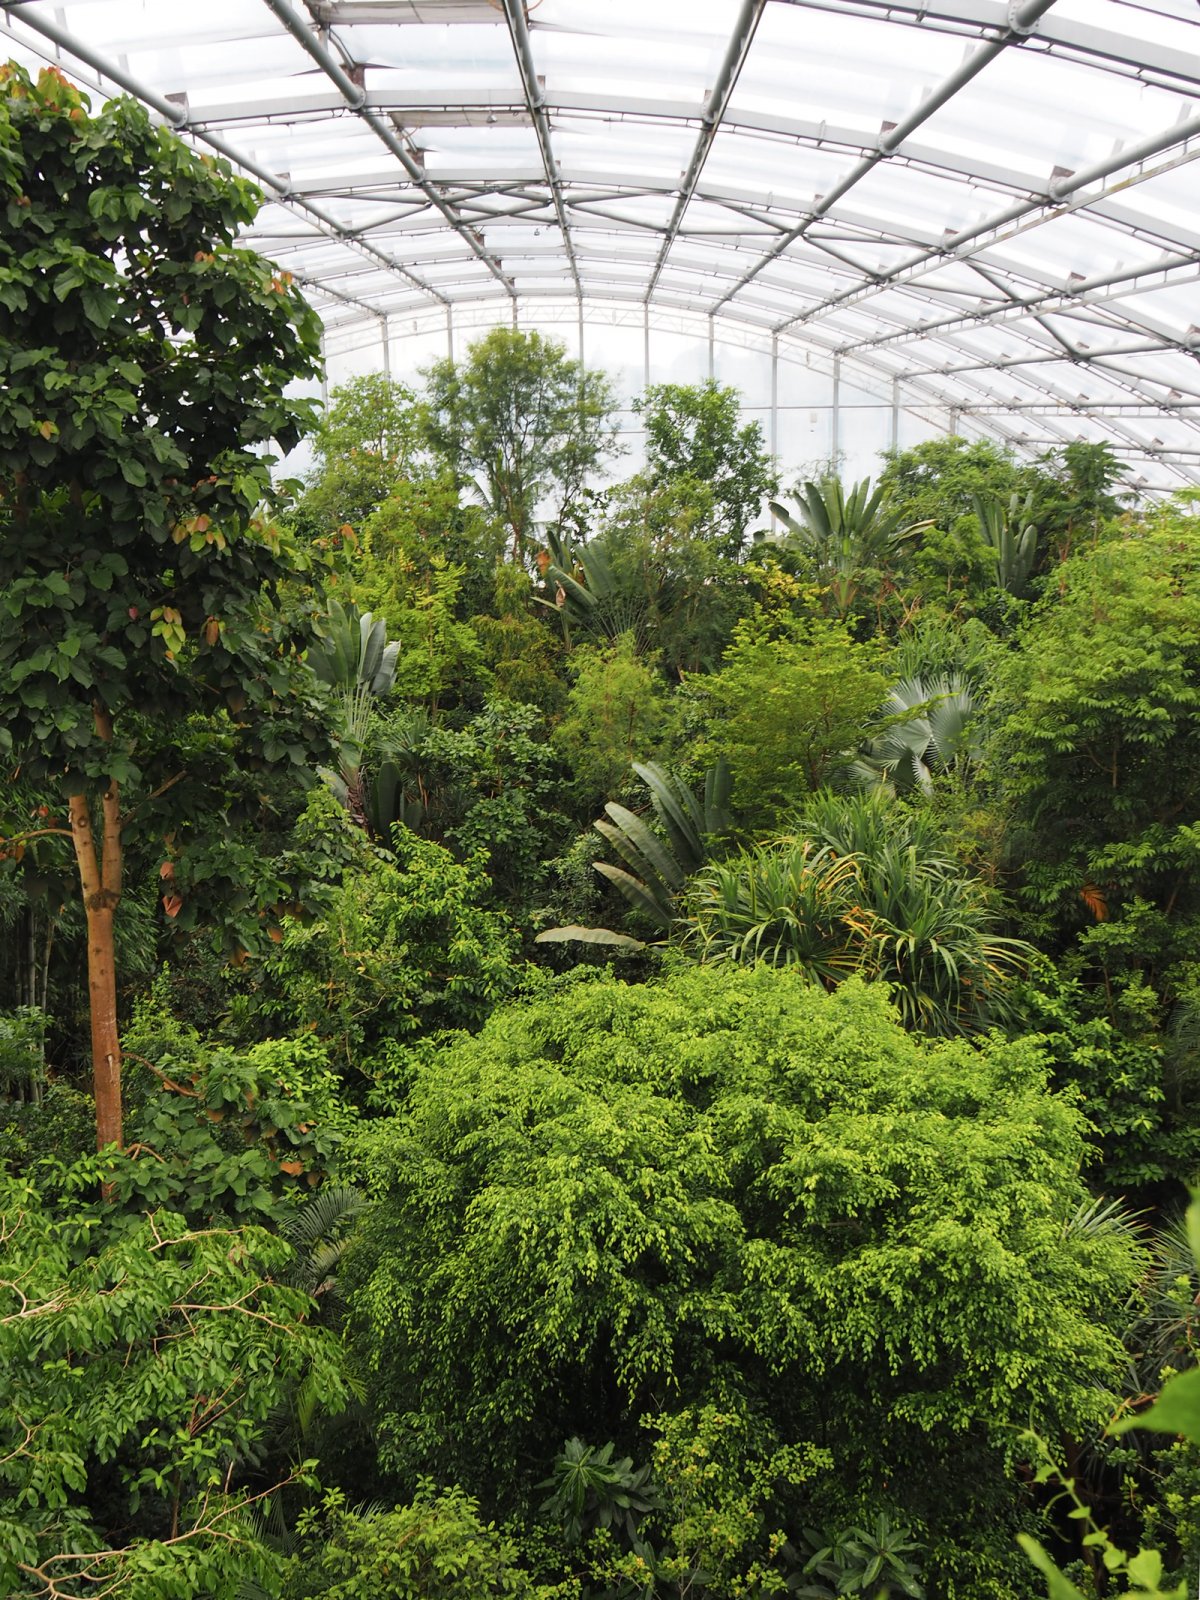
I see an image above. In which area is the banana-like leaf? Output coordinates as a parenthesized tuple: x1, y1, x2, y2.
(593, 817, 665, 895)
(535, 924, 647, 949)
(594, 861, 674, 926)
(599, 803, 687, 892)
(634, 761, 702, 865)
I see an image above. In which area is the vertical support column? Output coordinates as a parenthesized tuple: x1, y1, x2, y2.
(577, 296, 584, 366)
(831, 354, 841, 467)
(707, 315, 715, 381)
(643, 301, 650, 393)
(890, 376, 900, 451)
(512, 297, 519, 330)
(380, 315, 391, 377)
(446, 304, 454, 362)
(319, 330, 328, 409)
(948, 404, 960, 436)
(770, 333, 779, 458)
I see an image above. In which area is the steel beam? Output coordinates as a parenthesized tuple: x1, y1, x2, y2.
(708, 0, 1059, 315)
(499, 0, 582, 300)
(644, 0, 766, 303)
(260, 0, 515, 297)
(0, 1, 452, 312)
(773, 111, 1200, 341)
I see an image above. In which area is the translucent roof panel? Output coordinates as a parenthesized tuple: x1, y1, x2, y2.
(3, 0, 1199, 477)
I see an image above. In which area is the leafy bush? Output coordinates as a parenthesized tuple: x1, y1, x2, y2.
(252, 827, 522, 1083)
(684, 791, 1033, 1035)
(0, 1171, 349, 1600)
(281, 1485, 548, 1599)
(345, 965, 1139, 1591)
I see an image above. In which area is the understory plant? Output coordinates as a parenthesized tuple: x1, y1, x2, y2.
(684, 791, 1032, 1035)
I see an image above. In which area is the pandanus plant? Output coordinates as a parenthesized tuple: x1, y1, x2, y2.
(769, 477, 932, 616)
(683, 791, 1033, 1036)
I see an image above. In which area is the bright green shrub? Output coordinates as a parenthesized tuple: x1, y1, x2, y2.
(0, 1172, 348, 1600)
(346, 966, 1140, 1594)
(281, 1486, 551, 1599)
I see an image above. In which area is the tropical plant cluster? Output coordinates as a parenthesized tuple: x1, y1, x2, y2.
(4, 60, 1200, 1600)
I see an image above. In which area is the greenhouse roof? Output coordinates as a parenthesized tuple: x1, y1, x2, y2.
(4, 0, 1200, 480)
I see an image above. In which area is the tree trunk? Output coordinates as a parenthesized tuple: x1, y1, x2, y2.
(68, 775, 123, 1152)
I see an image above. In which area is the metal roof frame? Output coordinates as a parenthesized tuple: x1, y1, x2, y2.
(3, 0, 1200, 474)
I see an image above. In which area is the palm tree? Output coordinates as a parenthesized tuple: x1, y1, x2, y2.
(770, 477, 932, 617)
(849, 674, 981, 796)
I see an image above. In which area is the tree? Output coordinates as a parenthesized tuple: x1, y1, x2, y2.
(994, 508, 1200, 993)
(769, 477, 931, 620)
(702, 614, 889, 825)
(0, 65, 332, 1152)
(293, 372, 423, 539)
(635, 379, 778, 558)
(551, 633, 679, 810)
(421, 328, 620, 564)
(251, 827, 522, 1086)
(0, 1170, 349, 1600)
(344, 966, 1140, 1595)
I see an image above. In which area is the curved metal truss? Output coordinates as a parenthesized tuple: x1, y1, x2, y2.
(4, 0, 1200, 482)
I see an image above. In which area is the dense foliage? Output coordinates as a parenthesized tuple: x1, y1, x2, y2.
(4, 56, 1200, 1600)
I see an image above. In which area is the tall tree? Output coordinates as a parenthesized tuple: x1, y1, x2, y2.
(0, 64, 331, 1152)
(635, 378, 778, 558)
(421, 327, 620, 564)
(293, 371, 423, 539)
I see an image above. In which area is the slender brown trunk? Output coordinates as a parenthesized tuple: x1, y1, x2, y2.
(68, 720, 124, 1152)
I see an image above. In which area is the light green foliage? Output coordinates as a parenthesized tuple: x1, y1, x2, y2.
(552, 634, 679, 810)
(702, 614, 889, 825)
(352, 470, 503, 627)
(294, 373, 423, 540)
(421, 328, 620, 563)
(281, 1486, 548, 1599)
(473, 562, 569, 709)
(995, 508, 1200, 1002)
(350, 476, 495, 712)
(387, 557, 488, 711)
(0, 1171, 348, 1600)
(346, 965, 1138, 1584)
(641, 1404, 830, 1599)
(635, 379, 779, 559)
(257, 828, 521, 1081)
